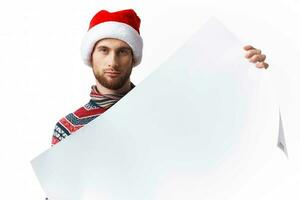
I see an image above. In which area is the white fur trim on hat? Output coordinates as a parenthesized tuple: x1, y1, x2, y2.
(80, 21, 143, 67)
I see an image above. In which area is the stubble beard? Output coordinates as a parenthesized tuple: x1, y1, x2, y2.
(93, 67, 132, 90)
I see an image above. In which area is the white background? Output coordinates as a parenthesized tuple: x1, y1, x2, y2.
(0, 0, 299, 199)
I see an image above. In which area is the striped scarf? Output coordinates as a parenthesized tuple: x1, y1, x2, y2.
(90, 85, 125, 109)
(51, 84, 134, 145)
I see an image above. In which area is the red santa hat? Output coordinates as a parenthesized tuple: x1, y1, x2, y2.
(81, 9, 143, 67)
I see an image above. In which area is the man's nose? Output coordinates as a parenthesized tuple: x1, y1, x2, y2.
(107, 52, 118, 68)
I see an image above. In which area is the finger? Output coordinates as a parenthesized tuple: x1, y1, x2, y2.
(256, 62, 269, 69)
(245, 49, 262, 58)
(259, 54, 266, 62)
(243, 45, 255, 51)
(250, 54, 266, 63)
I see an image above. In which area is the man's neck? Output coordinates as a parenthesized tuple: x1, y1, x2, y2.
(95, 80, 132, 95)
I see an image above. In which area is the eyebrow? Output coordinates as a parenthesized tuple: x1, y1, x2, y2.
(96, 45, 131, 51)
(119, 47, 132, 51)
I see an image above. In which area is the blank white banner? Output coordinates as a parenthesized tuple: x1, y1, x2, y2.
(31, 18, 285, 200)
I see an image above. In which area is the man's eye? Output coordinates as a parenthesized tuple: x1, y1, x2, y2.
(99, 48, 108, 53)
(119, 49, 129, 55)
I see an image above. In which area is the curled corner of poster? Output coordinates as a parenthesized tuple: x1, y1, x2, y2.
(277, 110, 288, 158)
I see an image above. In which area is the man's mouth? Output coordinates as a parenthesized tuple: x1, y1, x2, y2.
(105, 71, 121, 78)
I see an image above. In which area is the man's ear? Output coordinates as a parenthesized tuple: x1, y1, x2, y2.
(90, 51, 94, 67)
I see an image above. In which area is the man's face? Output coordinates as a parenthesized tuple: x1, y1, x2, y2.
(91, 38, 134, 90)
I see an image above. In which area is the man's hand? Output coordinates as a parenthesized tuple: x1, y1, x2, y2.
(244, 45, 269, 69)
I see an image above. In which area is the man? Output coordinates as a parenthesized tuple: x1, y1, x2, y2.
(51, 9, 269, 146)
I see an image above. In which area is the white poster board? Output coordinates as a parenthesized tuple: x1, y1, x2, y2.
(31, 18, 284, 200)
